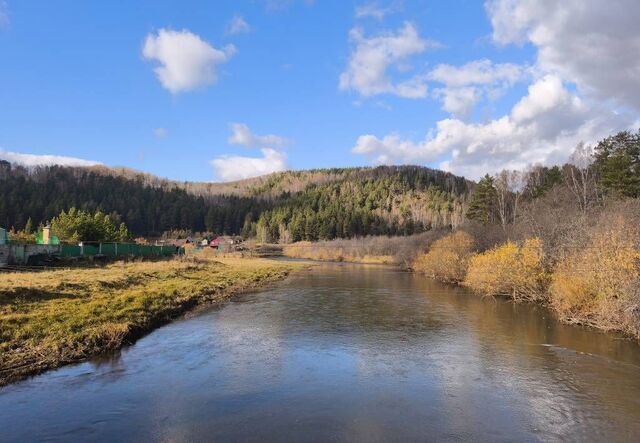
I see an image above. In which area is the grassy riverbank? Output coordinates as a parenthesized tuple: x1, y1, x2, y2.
(0, 257, 300, 386)
(282, 232, 446, 266)
(412, 205, 640, 340)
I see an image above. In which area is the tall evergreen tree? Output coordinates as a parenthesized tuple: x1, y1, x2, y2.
(594, 130, 640, 198)
(466, 174, 497, 224)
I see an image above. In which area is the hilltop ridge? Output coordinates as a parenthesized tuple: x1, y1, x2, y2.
(0, 161, 472, 239)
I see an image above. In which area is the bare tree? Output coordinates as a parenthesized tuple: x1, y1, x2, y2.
(494, 170, 510, 232)
(565, 142, 595, 214)
(508, 170, 526, 223)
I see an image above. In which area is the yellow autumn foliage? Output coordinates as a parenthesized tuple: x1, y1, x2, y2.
(412, 231, 475, 283)
(549, 221, 640, 336)
(464, 238, 549, 301)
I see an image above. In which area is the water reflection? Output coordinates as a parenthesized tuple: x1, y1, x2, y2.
(1, 262, 639, 442)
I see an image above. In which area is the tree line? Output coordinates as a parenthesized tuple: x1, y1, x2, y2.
(0, 162, 470, 240)
(464, 129, 640, 230)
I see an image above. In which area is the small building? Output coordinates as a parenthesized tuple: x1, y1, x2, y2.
(35, 226, 60, 245)
(209, 236, 242, 250)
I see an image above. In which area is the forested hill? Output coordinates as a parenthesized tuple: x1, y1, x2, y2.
(0, 161, 472, 240)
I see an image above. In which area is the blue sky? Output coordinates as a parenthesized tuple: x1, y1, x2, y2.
(0, 1, 637, 181)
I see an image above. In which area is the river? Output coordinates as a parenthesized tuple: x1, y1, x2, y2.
(1, 262, 640, 442)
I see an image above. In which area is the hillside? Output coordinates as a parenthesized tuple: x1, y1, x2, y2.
(0, 161, 472, 240)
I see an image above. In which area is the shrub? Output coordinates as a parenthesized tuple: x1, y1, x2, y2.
(549, 217, 640, 336)
(464, 238, 549, 301)
(412, 231, 475, 283)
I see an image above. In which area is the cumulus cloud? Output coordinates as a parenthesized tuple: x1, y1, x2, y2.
(486, 0, 640, 110)
(428, 59, 526, 116)
(142, 28, 236, 94)
(210, 148, 288, 181)
(339, 22, 440, 98)
(352, 1, 638, 178)
(226, 15, 251, 35)
(432, 87, 480, 117)
(0, 149, 101, 167)
(352, 75, 632, 179)
(228, 123, 289, 148)
(355, 2, 402, 20)
(428, 59, 524, 88)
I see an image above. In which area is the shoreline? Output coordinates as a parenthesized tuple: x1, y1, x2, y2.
(0, 257, 302, 387)
(285, 250, 640, 341)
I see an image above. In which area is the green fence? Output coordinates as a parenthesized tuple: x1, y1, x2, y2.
(60, 242, 183, 258)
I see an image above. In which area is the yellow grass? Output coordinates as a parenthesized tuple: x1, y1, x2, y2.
(412, 231, 475, 283)
(549, 220, 640, 337)
(463, 238, 549, 302)
(283, 241, 395, 264)
(0, 257, 300, 385)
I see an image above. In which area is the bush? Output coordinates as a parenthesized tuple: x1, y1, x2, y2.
(549, 216, 640, 336)
(412, 231, 475, 283)
(464, 238, 549, 301)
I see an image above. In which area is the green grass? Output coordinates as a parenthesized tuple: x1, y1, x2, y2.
(0, 257, 300, 385)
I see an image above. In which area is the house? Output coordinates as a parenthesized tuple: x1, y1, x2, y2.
(209, 236, 243, 250)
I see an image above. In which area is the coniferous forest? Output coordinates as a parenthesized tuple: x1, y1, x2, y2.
(0, 161, 470, 240)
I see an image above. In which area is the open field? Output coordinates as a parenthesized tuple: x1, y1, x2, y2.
(0, 257, 301, 385)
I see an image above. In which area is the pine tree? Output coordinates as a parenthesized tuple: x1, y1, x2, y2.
(466, 174, 496, 224)
(594, 130, 640, 198)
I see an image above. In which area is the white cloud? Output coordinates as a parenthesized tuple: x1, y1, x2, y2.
(210, 148, 288, 181)
(352, 75, 632, 179)
(486, 0, 640, 110)
(0, 1, 9, 29)
(339, 22, 440, 98)
(428, 59, 526, 116)
(433, 87, 480, 117)
(153, 127, 168, 138)
(355, 2, 402, 20)
(428, 59, 524, 88)
(228, 123, 289, 148)
(226, 15, 251, 35)
(351, 2, 639, 178)
(142, 28, 236, 94)
(0, 149, 101, 167)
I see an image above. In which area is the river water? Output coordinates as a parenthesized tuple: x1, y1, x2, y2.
(1, 262, 640, 442)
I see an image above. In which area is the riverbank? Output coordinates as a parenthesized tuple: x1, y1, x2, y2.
(0, 257, 301, 386)
(282, 233, 445, 266)
(286, 220, 640, 341)
(283, 242, 394, 265)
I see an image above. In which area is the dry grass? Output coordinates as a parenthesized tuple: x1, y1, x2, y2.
(283, 241, 394, 264)
(463, 238, 549, 302)
(412, 231, 475, 283)
(549, 216, 640, 337)
(282, 231, 447, 266)
(0, 257, 299, 385)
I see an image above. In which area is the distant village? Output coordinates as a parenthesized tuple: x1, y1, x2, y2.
(0, 225, 247, 268)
